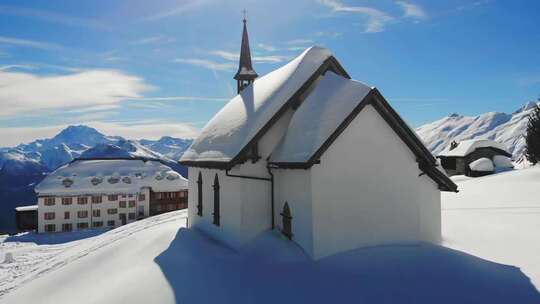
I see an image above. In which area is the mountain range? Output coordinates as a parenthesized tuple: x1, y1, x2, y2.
(1, 101, 537, 233)
(416, 102, 537, 166)
(0, 125, 192, 233)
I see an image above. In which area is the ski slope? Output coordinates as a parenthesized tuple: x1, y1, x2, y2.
(1, 168, 540, 303)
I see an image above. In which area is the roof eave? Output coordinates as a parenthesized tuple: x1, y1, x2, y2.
(178, 160, 233, 170)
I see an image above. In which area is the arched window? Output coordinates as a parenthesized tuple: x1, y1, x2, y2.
(212, 173, 220, 226)
(281, 202, 293, 240)
(197, 172, 203, 216)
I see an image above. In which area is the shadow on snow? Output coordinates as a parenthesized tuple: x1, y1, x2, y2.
(155, 228, 540, 304)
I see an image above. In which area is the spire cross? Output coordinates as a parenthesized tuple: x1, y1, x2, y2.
(242, 9, 247, 22)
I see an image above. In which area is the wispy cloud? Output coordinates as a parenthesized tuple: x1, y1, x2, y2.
(209, 50, 238, 61)
(0, 36, 63, 50)
(287, 46, 309, 51)
(315, 31, 343, 38)
(143, 0, 211, 21)
(173, 58, 235, 71)
(0, 64, 36, 71)
(257, 43, 277, 52)
(0, 5, 109, 30)
(130, 35, 176, 45)
(136, 96, 229, 102)
(209, 50, 290, 64)
(456, 0, 491, 11)
(317, 0, 394, 33)
(286, 39, 314, 45)
(396, 1, 427, 21)
(0, 69, 151, 116)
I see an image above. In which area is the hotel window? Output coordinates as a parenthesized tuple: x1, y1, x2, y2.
(93, 209, 101, 217)
(61, 197, 72, 205)
(44, 212, 55, 220)
(138, 206, 144, 217)
(128, 200, 136, 208)
(44, 197, 55, 206)
(93, 221, 103, 228)
(62, 223, 72, 232)
(107, 208, 118, 215)
(119, 201, 126, 208)
(128, 194, 134, 198)
(107, 220, 115, 226)
(77, 210, 88, 218)
(138, 194, 146, 201)
(77, 197, 88, 205)
(128, 213, 136, 220)
(64, 211, 70, 219)
(121, 194, 127, 198)
(44, 224, 56, 232)
(91, 196, 102, 204)
(108, 195, 118, 201)
(77, 222, 89, 229)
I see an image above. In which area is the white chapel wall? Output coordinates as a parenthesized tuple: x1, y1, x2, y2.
(310, 104, 441, 259)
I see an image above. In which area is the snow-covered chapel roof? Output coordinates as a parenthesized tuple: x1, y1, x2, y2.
(180, 46, 346, 164)
(269, 71, 372, 163)
(180, 46, 457, 192)
(438, 139, 511, 157)
(35, 158, 188, 196)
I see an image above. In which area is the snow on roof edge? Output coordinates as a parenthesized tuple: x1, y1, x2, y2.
(15, 205, 38, 211)
(180, 46, 336, 163)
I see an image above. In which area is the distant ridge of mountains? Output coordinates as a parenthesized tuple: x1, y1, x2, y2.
(416, 102, 538, 166)
(0, 125, 192, 233)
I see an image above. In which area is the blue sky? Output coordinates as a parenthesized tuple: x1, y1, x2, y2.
(0, 0, 539, 146)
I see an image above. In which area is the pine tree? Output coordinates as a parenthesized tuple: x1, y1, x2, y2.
(525, 97, 540, 165)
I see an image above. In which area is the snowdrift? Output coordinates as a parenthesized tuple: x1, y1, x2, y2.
(2, 166, 540, 303)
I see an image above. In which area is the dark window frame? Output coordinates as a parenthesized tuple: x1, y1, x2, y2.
(212, 173, 220, 226)
(197, 172, 203, 216)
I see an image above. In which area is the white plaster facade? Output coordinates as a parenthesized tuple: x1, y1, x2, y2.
(37, 189, 150, 233)
(35, 159, 188, 233)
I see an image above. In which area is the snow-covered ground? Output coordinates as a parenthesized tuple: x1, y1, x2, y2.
(442, 167, 540, 287)
(1, 168, 540, 303)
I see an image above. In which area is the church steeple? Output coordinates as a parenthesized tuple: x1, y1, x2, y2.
(234, 11, 258, 94)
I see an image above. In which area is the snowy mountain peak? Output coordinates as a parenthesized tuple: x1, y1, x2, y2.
(50, 125, 111, 147)
(448, 113, 461, 118)
(417, 103, 535, 167)
(513, 101, 538, 114)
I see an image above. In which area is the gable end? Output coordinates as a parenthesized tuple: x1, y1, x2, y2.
(270, 88, 458, 192)
(180, 56, 350, 169)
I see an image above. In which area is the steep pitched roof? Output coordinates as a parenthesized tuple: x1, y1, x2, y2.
(267, 73, 457, 192)
(180, 47, 349, 167)
(269, 72, 372, 163)
(438, 139, 511, 157)
(234, 18, 257, 80)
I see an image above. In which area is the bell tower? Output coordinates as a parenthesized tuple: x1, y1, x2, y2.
(234, 10, 258, 94)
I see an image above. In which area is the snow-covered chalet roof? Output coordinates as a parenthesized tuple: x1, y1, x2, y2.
(270, 71, 372, 163)
(35, 158, 188, 196)
(469, 157, 494, 172)
(180, 46, 337, 164)
(438, 139, 510, 157)
(15, 205, 38, 212)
